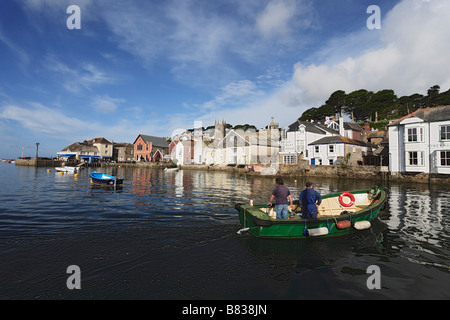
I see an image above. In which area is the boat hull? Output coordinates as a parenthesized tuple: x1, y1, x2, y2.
(89, 173, 124, 185)
(235, 187, 387, 239)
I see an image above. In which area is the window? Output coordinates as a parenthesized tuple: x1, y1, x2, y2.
(283, 155, 296, 165)
(137, 143, 143, 151)
(328, 145, 335, 154)
(407, 127, 423, 142)
(315, 146, 320, 153)
(329, 159, 334, 165)
(440, 126, 450, 141)
(407, 151, 424, 166)
(440, 151, 450, 166)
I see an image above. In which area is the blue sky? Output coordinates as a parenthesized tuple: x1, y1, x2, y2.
(1, 0, 449, 158)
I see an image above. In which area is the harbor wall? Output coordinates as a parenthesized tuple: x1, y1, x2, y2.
(15, 158, 63, 167)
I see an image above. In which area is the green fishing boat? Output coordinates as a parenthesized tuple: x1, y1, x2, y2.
(235, 187, 387, 239)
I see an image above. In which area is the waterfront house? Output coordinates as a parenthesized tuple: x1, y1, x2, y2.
(168, 140, 177, 160)
(133, 134, 169, 162)
(324, 116, 364, 140)
(88, 137, 113, 161)
(113, 143, 134, 162)
(175, 140, 194, 165)
(388, 105, 450, 175)
(58, 142, 100, 162)
(308, 136, 370, 166)
(213, 128, 280, 166)
(280, 120, 337, 165)
(57, 137, 113, 163)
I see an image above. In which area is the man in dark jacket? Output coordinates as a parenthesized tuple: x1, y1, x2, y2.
(299, 182, 322, 219)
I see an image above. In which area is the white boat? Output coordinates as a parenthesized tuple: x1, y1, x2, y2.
(164, 167, 179, 172)
(55, 166, 78, 173)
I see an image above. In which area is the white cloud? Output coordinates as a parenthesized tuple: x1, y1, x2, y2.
(292, 0, 450, 105)
(0, 104, 89, 137)
(45, 55, 117, 93)
(256, 0, 297, 39)
(91, 95, 125, 114)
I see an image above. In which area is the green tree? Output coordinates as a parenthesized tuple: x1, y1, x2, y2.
(298, 104, 334, 122)
(367, 89, 398, 120)
(326, 90, 347, 116)
(343, 89, 373, 122)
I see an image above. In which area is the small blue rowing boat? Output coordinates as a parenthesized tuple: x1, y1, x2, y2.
(89, 172, 124, 185)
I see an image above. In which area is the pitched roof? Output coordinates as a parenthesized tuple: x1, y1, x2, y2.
(61, 142, 98, 153)
(308, 136, 368, 147)
(287, 120, 337, 135)
(88, 137, 112, 144)
(134, 134, 169, 148)
(344, 122, 364, 132)
(388, 105, 450, 126)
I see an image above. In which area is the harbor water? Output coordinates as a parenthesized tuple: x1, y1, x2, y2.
(0, 164, 449, 300)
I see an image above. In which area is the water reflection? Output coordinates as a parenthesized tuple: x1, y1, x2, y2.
(1, 165, 449, 299)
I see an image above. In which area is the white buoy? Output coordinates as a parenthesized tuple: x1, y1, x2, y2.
(354, 220, 371, 230)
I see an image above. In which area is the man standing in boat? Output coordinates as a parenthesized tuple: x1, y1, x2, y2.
(299, 182, 322, 219)
(268, 177, 294, 219)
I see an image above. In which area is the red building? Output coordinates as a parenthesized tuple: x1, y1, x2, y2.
(133, 134, 169, 162)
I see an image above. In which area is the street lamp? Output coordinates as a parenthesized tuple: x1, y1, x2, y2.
(36, 143, 40, 158)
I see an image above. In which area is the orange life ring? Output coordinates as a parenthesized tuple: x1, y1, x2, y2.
(339, 192, 355, 207)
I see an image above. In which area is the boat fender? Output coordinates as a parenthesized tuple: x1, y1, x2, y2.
(339, 192, 355, 207)
(307, 227, 329, 237)
(337, 220, 351, 229)
(354, 220, 371, 230)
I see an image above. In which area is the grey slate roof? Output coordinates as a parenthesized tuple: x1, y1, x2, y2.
(388, 105, 450, 126)
(287, 120, 338, 135)
(308, 136, 368, 147)
(136, 134, 170, 148)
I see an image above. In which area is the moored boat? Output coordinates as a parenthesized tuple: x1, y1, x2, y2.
(164, 167, 179, 172)
(89, 172, 124, 185)
(235, 187, 387, 239)
(55, 166, 78, 173)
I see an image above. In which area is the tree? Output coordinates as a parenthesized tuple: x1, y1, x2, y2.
(367, 89, 398, 121)
(343, 89, 373, 122)
(326, 90, 347, 116)
(298, 104, 334, 122)
(299, 107, 318, 121)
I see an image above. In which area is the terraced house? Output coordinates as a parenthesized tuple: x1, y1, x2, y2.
(57, 137, 113, 162)
(133, 134, 170, 162)
(388, 105, 450, 175)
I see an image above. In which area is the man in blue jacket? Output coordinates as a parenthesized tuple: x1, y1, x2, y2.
(299, 182, 322, 219)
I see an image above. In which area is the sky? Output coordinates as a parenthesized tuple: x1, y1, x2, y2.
(1, 0, 450, 158)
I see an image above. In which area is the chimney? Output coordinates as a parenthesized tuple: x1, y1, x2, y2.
(339, 117, 344, 136)
(364, 122, 370, 133)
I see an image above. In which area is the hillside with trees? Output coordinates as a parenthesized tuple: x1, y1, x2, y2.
(299, 85, 450, 123)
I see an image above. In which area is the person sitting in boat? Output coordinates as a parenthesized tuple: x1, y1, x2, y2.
(299, 182, 322, 219)
(268, 177, 294, 219)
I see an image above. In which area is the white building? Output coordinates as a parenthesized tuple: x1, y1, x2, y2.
(308, 136, 369, 166)
(280, 120, 337, 164)
(388, 105, 450, 175)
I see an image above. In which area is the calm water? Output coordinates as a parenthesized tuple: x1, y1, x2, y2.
(0, 164, 449, 300)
